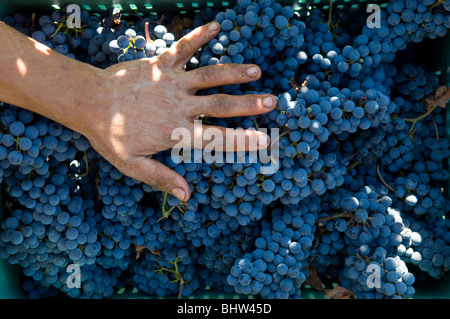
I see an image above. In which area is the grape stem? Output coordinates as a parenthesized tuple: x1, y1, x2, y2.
(50, 20, 65, 39)
(4, 200, 14, 216)
(159, 192, 174, 221)
(401, 104, 437, 135)
(376, 164, 395, 192)
(49, 17, 86, 39)
(429, 0, 445, 12)
(273, 129, 290, 145)
(158, 192, 187, 222)
(347, 161, 362, 171)
(253, 120, 260, 131)
(71, 151, 96, 180)
(265, 128, 290, 168)
(316, 212, 352, 224)
(327, 0, 333, 28)
(432, 119, 439, 141)
(155, 258, 185, 299)
(145, 22, 152, 43)
(31, 13, 36, 34)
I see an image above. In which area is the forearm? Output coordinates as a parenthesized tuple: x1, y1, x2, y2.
(0, 21, 102, 135)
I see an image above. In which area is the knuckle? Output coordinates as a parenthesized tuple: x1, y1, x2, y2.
(198, 67, 218, 84)
(213, 95, 231, 114)
(232, 64, 248, 79)
(234, 95, 252, 111)
(175, 39, 192, 56)
(130, 159, 168, 191)
(243, 94, 262, 112)
(152, 173, 177, 193)
(252, 95, 264, 109)
(149, 171, 166, 188)
(144, 178, 166, 193)
(156, 52, 172, 68)
(115, 157, 136, 176)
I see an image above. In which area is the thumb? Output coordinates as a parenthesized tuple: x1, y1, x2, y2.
(131, 156, 191, 202)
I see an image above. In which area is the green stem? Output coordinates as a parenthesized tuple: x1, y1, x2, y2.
(402, 104, 438, 135)
(156, 258, 185, 299)
(276, 129, 291, 142)
(317, 212, 352, 224)
(176, 203, 187, 213)
(50, 20, 65, 39)
(253, 120, 260, 131)
(429, 0, 445, 12)
(157, 192, 173, 222)
(31, 13, 36, 34)
(264, 128, 291, 168)
(347, 161, 362, 171)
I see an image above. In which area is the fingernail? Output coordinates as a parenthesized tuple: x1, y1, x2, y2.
(258, 135, 269, 147)
(172, 188, 186, 202)
(263, 96, 274, 108)
(247, 66, 259, 78)
(209, 22, 220, 32)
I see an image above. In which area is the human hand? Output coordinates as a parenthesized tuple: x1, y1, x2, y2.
(82, 22, 277, 202)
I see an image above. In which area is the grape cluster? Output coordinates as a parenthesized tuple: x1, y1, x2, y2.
(342, 255, 416, 299)
(399, 214, 450, 280)
(108, 23, 176, 62)
(1, 0, 450, 300)
(392, 62, 441, 101)
(226, 204, 316, 299)
(197, 0, 306, 93)
(6, 8, 179, 68)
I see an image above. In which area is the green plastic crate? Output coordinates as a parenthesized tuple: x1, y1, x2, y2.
(0, 0, 449, 299)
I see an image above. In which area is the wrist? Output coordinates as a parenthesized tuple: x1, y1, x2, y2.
(45, 63, 107, 139)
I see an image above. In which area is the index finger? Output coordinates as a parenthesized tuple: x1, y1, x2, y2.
(166, 21, 221, 69)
